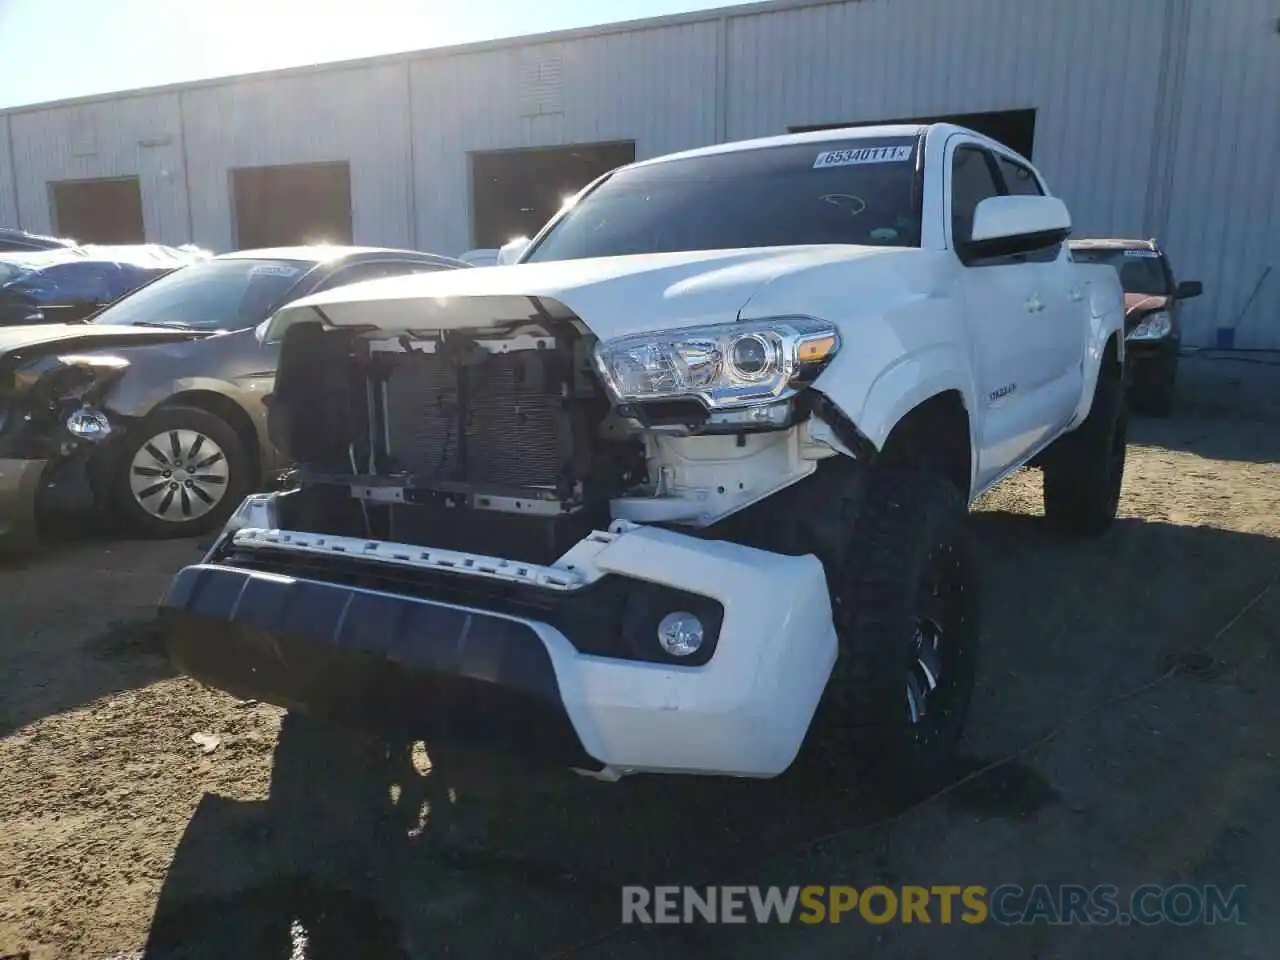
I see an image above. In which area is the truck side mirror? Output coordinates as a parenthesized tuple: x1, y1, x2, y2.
(959, 195, 1072, 265)
(1175, 280, 1203, 300)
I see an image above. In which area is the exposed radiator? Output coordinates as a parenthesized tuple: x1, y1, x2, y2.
(381, 347, 571, 490)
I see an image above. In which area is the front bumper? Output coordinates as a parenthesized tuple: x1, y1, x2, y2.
(1126, 335, 1178, 364)
(159, 522, 837, 779)
(0, 458, 45, 554)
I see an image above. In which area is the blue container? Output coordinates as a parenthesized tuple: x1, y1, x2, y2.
(1215, 327, 1236, 349)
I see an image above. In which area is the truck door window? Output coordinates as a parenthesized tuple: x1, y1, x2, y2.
(950, 146, 1002, 248)
(994, 153, 1059, 262)
(995, 156, 1044, 196)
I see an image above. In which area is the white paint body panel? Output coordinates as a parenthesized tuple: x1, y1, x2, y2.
(550, 524, 836, 778)
(970, 195, 1071, 244)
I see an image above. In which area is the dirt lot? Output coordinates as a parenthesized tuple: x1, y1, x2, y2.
(2, 353, 1278, 959)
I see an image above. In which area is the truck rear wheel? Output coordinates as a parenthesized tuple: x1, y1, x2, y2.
(1041, 373, 1127, 536)
(810, 470, 979, 789)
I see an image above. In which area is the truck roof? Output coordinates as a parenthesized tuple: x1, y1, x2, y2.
(628, 122, 1026, 169)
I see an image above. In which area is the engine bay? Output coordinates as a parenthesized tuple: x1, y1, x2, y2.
(266, 317, 646, 564)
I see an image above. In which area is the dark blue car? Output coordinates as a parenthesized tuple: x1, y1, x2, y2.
(0, 246, 204, 325)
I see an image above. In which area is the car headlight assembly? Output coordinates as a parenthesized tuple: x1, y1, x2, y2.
(1127, 311, 1173, 341)
(593, 317, 840, 432)
(66, 406, 113, 441)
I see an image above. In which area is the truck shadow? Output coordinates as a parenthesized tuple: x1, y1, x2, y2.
(140, 512, 1280, 959)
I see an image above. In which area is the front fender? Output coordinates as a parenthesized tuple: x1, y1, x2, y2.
(103, 374, 258, 420)
(1070, 265, 1126, 427)
(850, 343, 978, 455)
(800, 294, 978, 459)
(736, 247, 977, 463)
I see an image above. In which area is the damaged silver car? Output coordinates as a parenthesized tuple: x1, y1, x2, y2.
(0, 246, 467, 552)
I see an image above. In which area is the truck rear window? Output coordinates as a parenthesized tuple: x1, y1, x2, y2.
(524, 137, 923, 262)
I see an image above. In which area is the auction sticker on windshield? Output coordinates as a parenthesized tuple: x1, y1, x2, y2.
(249, 264, 302, 277)
(814, 145, 914, 168)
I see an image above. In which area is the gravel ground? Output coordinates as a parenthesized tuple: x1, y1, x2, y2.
(1, 353, 1277, 959)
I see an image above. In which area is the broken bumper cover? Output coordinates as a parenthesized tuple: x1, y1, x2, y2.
(0, 458, 46, 554)
(159, 523, 837, 779)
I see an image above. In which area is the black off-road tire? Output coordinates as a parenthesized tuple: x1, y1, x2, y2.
(807, 470, 980, 790)
(1041, 373, 1127, 536)
(113, 404, 252, 539)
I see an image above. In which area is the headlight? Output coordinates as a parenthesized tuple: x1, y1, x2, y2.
(592, 317, 840, 411)
(1127, 311, 1172, 341)
(66, 406, 113, 441)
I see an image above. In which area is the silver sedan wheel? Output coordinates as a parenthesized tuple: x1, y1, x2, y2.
(129, 429, 230, 522)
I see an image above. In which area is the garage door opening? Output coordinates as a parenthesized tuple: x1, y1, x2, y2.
(231, 161, 353, 250)
(50, 177, 145, 244)
(470, 141, 636, 249)
(791, 109, 1037, 159)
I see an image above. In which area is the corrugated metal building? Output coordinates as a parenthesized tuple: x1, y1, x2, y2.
(1, 0, 1277, 347)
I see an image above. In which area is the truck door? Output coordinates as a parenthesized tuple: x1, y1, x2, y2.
(947, 141, 1057, 490)
(990, 152, 1085, 429)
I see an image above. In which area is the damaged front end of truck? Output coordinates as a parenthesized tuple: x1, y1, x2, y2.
(160, 279, 850, 779)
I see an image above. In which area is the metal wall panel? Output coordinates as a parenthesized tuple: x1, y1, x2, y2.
(180, 64, 414, 252)
(1, 0, 1274, 348)
(0, 116, 17, 227)
(724, 0, 1170, 241)
(409, 20, 719, 254)
(7, 93, 190, 244)
(1161, 0, 1280, 349)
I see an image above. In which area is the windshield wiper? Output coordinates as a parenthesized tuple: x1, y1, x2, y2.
(122, 320, 196, 329)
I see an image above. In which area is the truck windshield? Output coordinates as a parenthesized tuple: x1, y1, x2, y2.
(524, 137, 923, 263)
(88, 258, 312, 330)
(1071, 248, 1171, 297)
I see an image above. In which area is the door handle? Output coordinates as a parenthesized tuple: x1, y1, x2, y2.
(1024, 296, 1045, 313)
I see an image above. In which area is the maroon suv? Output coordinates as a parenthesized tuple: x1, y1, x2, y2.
(1069, 238, 1202, 415)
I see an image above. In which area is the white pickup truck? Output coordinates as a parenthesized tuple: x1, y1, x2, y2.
(160, 123, 1126, 787)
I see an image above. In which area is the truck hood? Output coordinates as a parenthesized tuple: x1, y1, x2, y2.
(0, 323, 209, 364)
(264, 245, 914, 341)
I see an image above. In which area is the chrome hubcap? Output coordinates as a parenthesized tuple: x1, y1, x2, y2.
(129, 429, 229, 522)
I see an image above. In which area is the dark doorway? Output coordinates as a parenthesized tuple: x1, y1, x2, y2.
(232, 162, 353, 250)
(50, 177, 145, 244)
(791, 109, 1037, 159)
(470, 141, 636, 249)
